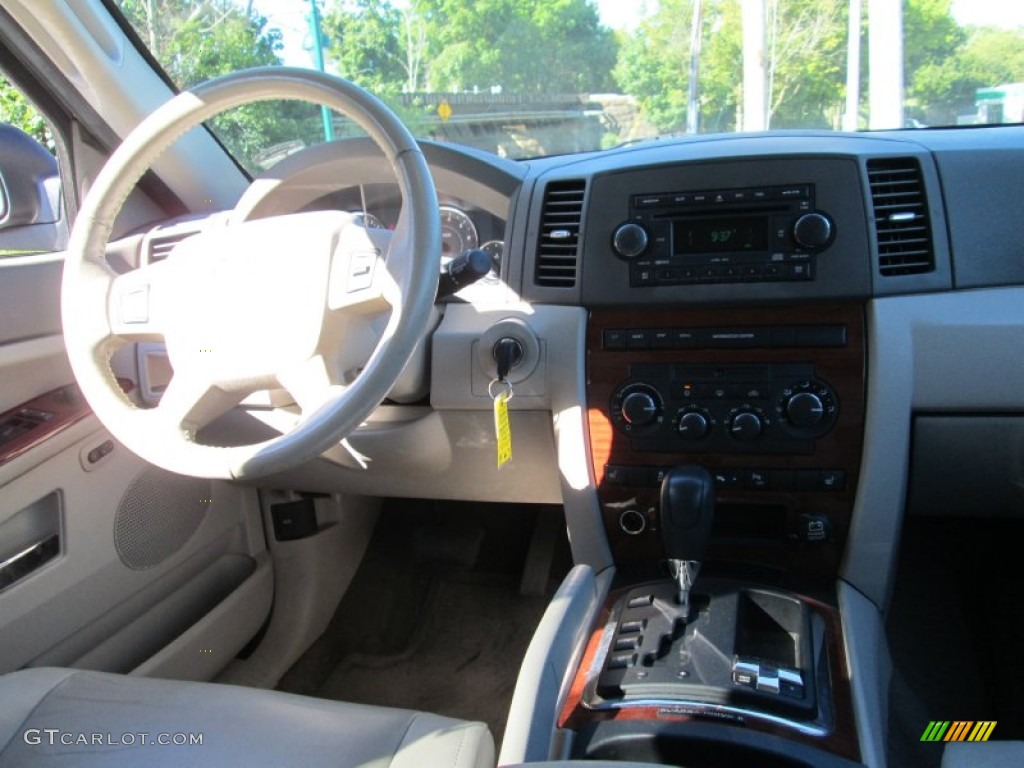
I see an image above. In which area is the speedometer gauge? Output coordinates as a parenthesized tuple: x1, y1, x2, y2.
(480, 240, 504, 283)
(440, 206, 479, 258)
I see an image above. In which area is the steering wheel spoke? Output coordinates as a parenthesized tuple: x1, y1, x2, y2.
(277, 355, 349, 417)
(155, 373, 247, 439)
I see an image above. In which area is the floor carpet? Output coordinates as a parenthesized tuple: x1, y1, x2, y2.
(277, 498, 569, 747)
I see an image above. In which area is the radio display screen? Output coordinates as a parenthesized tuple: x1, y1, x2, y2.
(673, 216, 769, 255)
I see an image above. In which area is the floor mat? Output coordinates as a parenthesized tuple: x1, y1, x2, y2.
(277, 499, 570, 747)
(318, 574, 549, 745)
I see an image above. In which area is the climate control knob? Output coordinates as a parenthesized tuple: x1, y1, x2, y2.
(676, 408, 711, 440)
(728, 409, 765, 442)
(792, 213, 833, 250)
(621, 390, 660, 426)
(776, 379, 838, 436)
(785, 391, 826, 428)
(612, 222, 649, 260)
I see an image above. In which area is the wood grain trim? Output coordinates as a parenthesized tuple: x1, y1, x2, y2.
(0, 380, 130, 468)
(557, 590, 860, 762)
(586, 304, 866, 589)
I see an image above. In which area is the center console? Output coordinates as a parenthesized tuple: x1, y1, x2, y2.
(554, 303, 866, 766)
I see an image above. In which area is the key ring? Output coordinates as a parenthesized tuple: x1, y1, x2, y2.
(488, 378, 514, 401)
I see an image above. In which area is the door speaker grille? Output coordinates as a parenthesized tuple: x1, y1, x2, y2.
(114, 469, 210, 570)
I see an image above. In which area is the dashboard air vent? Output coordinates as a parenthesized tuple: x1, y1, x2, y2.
(147, 229, 199, 263)
(535, 179, 586, 288)
(867, 158, 934, 276)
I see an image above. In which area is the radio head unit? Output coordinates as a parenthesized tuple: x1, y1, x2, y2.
(612, 184, 834, 288)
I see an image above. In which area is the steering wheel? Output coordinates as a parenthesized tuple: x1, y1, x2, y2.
(62, 68, 440, 479)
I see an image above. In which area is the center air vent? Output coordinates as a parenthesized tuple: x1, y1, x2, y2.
(867, 158, 934, 276)
(535, 180, 586, 288)
(146, 224, 203, 264)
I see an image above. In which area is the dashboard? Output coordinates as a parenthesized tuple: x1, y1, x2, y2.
(105, 123, 1024, 767)
(299, 183, 507, 290)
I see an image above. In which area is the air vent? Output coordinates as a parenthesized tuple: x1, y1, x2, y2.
(535, 180, 586, 287)
(867, 158, 934, 276)
(146, 229, 198, 263)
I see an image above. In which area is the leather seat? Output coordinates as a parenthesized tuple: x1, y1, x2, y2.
(942, 741, 1024, 766)
(0, 668, 494, 768)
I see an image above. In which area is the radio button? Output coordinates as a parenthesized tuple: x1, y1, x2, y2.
(793, 212, 834, 250)
(656, 268, 678, 283)
(788, 262, 813, 280)
(614, 222, 650, 259)
(634, 195, 665, 208)
(775, 185, 810, 200)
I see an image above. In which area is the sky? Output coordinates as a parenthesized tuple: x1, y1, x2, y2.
(254, 0, 1024, 69)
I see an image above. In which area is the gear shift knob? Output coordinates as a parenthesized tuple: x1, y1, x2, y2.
(659, 465, 715, 616)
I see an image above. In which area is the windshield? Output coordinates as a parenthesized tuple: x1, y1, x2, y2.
(114, 0, 1024, 171)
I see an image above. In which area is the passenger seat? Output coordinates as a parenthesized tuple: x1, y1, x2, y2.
(0, 667, 494, 767)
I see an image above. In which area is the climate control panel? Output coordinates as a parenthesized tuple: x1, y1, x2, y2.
(609, 363, 837, 454)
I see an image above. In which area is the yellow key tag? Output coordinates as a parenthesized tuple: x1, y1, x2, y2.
(493, 388, 512, 469)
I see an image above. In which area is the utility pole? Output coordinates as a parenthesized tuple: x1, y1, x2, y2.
(308, 0, 334, 141)
(843, 0, 862, 131)
(741, 0, 767, 131)
(687, 0, 703, 134)
(867, 0, 903, 129)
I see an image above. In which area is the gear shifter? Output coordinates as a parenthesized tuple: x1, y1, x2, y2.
(659, 465, 715, 619)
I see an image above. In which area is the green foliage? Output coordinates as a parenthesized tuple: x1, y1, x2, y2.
(0, 75, 53, 151)
(324, 0, 616, 95)
(614, 0, 849, 135)
(116, 0, 322, 174)
(613, 0, 699, 134)
(908, 23, 1024, 124)
(326, 0, 410, 92)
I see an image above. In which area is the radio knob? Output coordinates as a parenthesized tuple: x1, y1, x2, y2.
(612, 222, 649, 260)
(676, 409, 710, 440)
(785, 391, 826, 427)
(792, 213, 833, 250)
(729, 410, 764, 442)
(621, 389, 661, 426)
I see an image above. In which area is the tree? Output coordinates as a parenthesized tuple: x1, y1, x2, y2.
(614, 0, 849, 136)
(325, 0, 409, 93)
(324, 0, 616, 95)
(116, 0, 323, 173)
(906, 19, 1024, 125)
(0, 75, 53, 151)
(418, 0, 616, 93)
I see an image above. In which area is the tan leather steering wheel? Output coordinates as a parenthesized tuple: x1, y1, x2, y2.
(62, 68, 440, 479)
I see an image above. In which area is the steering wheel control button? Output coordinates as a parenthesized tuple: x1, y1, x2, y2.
(120, 286, 150, 324)
(346, 249, 378, 293)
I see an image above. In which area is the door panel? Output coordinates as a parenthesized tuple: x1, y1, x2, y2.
(0, 258, 271, 679)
